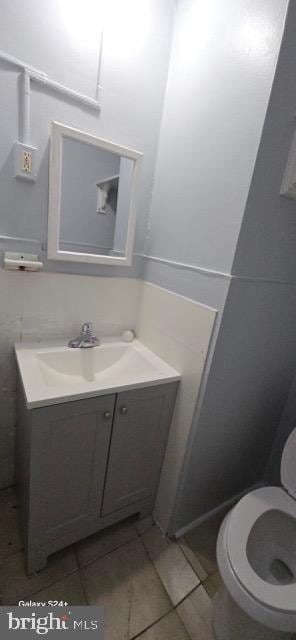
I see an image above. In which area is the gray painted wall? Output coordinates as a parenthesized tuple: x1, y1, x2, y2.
(143, 0, 293, 532)
(174, 279, 296, 529)
(232, 0, 296, 283)
(173, 0, 296, 531)
(0, 0, 174, 277)
(146, 0, 287, 277)
(143, 0, 288, 321)
(232, 0, 296, 485)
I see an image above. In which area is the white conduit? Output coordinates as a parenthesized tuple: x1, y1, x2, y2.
(0, 38, 103, 144)
(22, 69, 30, 145)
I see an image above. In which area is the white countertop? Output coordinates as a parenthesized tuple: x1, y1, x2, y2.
(15, 338, 181, 409)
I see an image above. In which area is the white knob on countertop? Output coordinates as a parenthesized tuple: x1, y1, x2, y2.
(122, 330, 134, 343)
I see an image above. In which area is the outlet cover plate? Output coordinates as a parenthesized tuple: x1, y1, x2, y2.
(14, 142, 37, 181)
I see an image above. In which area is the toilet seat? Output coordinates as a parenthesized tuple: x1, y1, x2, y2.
(226, 486, 296, 614)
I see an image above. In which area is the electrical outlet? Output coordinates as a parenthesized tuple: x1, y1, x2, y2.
(14, 142, 37, 181)
(22, 151, 32, 173)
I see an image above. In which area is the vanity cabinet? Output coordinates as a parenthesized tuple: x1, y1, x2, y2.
(16, 382, 178, 573)
(102, 386, 177, 516)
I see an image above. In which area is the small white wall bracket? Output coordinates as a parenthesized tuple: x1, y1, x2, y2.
(4, 252, 43, 271)
(14, 142, 37, 181)
(280, 129, 296, 199)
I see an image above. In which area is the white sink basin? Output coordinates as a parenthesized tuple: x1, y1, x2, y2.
(15, 338, 180, 408)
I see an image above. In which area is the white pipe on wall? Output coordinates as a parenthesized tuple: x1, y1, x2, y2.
(0, 48, 47, 77)
(29, 71, 101, 110)
(0, 38, 103, 144)
(22, 69, 30, 145)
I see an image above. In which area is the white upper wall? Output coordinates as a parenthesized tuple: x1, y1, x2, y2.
(146, 0, 288, 274)
(0, 0, 174, 275)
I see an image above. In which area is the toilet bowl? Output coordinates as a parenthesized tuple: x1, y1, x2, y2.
(214, 428, 296, 639)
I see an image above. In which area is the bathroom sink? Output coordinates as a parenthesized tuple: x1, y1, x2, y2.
(37, 345, 132, 384)
(15, 338, 180, 408)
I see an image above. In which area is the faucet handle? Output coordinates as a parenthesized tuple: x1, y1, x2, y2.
(68, 322, 100, 348)
(81, 322, 100, 346)
(81, 321, 94, 335)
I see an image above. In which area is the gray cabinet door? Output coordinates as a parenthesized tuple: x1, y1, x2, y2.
(30, 395, 115, 544)
(102, 383, 178, 516)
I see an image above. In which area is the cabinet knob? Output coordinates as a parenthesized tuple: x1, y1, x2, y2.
(119, 406, 128, 415)
(104, 411, 111, 420)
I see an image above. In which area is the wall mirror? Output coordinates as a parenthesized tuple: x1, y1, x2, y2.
(47, 122, 142, 266)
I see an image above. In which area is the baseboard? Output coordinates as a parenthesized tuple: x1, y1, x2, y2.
(173, 481, 264, 539)
(152, 513, 166, 536)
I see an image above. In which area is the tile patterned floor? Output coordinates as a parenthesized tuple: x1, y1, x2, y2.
(0, 487, 228, 639)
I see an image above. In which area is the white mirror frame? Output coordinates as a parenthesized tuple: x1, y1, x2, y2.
(47, 121, 143, 266)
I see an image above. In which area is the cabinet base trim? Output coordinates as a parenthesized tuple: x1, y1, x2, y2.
(26, 497, 154, 574)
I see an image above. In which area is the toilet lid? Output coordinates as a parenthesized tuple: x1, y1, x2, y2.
(281, 428, 296, 498)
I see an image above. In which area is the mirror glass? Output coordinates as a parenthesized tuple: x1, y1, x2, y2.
(47, 122, 142, 266)
(59, 138, 134, 257)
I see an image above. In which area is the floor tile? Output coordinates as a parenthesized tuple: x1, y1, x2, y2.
(137, 610, 189, 639)
(75, 518, 137, 568)
(0, 547, 77, 605)
(80, 537, 172, 640)
(142, 526, 199, 606)
(134, 516, 154, 536)
(177, 585, 214, 640)
(184, 511, 228, 578)
(203, 572, 223, 599)
(0, 487, 22, 560)
(178, 537, 207, 582)
(30, 572, 87, 606)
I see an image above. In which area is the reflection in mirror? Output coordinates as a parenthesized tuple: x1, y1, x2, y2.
(47, 122, 142, 266)
(59, 138, 134, 257)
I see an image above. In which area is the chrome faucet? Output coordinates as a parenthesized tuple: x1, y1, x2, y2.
(68, 322, 100, 348)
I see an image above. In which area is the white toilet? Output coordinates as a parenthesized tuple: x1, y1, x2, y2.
(213, 428, 296, 640)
